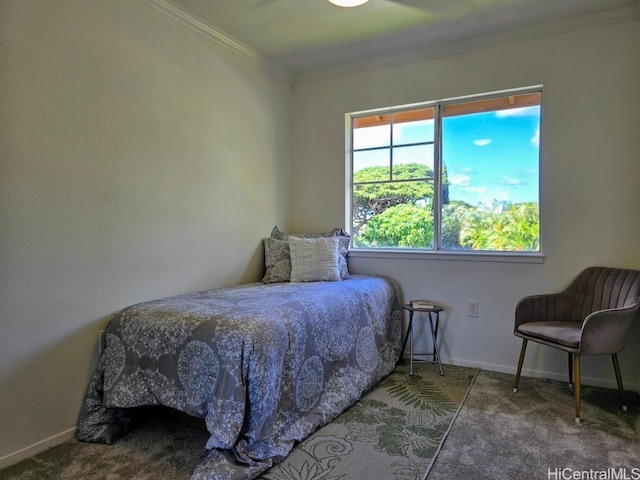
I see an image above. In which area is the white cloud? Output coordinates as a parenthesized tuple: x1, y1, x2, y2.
(495, 106, 540, 118)
(498, 176, 523, 186)
(473, 139, 492, 146)
(531, 128, 540, 146)
(449, 174, 472, 186)
(352, 125, 388, 149)
(466, 186, 488, 194)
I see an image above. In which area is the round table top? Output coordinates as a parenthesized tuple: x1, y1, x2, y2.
(401, 303, 443, 312)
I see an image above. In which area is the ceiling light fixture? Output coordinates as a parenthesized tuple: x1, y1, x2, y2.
(328, 0, 370, 7)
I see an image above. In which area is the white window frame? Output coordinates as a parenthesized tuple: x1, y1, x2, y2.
(345, 86, 545, 263)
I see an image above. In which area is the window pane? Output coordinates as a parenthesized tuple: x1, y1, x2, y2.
(353, 116, 390, 150)
(392, 145, 434, 179)
(441, 99, 540, 251)
(393, 108, 435, 145)
(353, 149, 390, 182)
(352, 181, 434, 249)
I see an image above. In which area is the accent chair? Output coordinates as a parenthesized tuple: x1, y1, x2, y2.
(513, 266, 640, 423)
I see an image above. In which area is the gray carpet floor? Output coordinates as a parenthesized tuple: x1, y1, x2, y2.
(427, 370, 640, 480)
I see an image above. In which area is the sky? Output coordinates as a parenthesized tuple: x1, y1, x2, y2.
(353, 105, 541, 208)
(442, 106, 540, 207)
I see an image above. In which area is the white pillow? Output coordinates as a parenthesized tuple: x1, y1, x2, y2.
(289, 237, 342, 282)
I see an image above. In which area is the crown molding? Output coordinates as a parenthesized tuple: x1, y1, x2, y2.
(295, 3, 640, 83)
(141, 0, 294, 85)
(140, 0, 638, 85)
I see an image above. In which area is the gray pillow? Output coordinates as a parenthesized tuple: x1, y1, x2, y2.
(289, 237, 342, 283)
(262, 238, 291, 283)
(270, 226, 350, 279)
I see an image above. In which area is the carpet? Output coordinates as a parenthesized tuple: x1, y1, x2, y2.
(427, 370, 640, 480)
(0, 363, 477, 480)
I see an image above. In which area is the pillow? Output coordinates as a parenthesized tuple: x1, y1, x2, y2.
(262, 238, 291, 283)
(270, 226, 350, 279)
(289, 237, 342, 283)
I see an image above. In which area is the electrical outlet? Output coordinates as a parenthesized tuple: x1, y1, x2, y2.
(99, 330, 106, 353)
(467, 301, 478, 317)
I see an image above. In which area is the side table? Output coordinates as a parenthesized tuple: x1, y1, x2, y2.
(400, 304, 444, 376)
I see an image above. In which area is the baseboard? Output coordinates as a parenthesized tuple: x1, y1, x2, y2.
(0, 427, 77, 470)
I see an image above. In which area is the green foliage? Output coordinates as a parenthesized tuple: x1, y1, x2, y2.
(353, 163, 540, 251)
(441, 201, 469, 248)
(352, 162, 539, 251)
(353, 164, 434, 237)
(357, 204, 433, 248)
(457, 201, 539, 251)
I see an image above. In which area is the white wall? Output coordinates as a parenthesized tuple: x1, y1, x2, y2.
(0, 0, 292, 466)
(290, 20, 640, 389)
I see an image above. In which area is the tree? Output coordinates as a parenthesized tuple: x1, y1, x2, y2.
(352, 162, 538, 251)
(352, 163, 440, 236)
(457, 201, 539, 251)
(357, 203, 433, 247)
(441, 200, 471, 248)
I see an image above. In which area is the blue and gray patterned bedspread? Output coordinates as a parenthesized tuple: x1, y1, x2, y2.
(77, 274, 402, 480)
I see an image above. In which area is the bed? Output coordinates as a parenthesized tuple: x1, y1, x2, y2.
(76, 274, 403, 480)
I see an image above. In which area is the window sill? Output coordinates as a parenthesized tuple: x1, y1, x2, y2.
(348, 248, 545, 264)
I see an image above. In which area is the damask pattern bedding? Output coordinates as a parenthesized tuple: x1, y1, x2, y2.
(76, 274, 402, 480)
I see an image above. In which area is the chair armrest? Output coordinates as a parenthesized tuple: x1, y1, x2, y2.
(514, 292, 570, 331)
(580, 304, 640, 355)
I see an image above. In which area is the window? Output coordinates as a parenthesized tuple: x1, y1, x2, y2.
(348, 87, 542, 254)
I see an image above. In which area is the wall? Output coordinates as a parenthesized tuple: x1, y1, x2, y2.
(0, 0, 292, 465)
(290, 20, 640, 389)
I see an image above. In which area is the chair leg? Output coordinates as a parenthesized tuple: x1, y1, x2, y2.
(574, 354, 581, 424)
(612, 354, 628, 412)
(567, 353, 573, 387)
(514, 339, 527, 393)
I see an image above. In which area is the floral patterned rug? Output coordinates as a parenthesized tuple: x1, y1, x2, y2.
(260, 363, 478, 480)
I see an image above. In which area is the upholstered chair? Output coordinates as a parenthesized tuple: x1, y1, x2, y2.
(513, 266, 640, 423)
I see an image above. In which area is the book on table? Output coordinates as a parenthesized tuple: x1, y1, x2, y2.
(409, 299, 436, 309)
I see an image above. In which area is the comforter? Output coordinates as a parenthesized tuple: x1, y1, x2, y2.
(76, 274, 402, 480)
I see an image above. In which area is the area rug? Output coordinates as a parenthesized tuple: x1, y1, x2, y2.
(0, 363, 477, 480)
(259, 364, 478, 480)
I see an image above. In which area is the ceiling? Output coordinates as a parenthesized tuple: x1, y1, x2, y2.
(163, 0, 638, 75)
